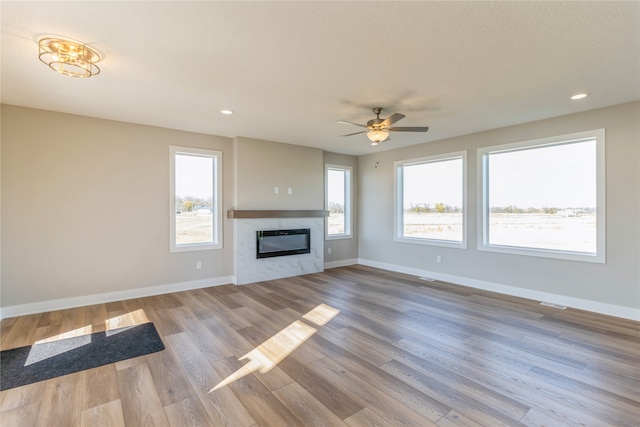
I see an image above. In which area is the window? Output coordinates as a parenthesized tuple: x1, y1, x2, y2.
(170, 146, 222, 252)
(395, 152, 466, 248)
(478, 129, 605, 263)
(325, 165, 352, 239)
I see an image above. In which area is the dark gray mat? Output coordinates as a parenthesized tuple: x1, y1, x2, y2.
(1, 322, 164, 391)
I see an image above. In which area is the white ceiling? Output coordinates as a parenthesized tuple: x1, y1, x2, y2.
(2, 1, 639, 156)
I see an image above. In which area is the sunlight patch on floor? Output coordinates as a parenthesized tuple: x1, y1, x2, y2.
(303, 303, 340, 326)
(105, 309, 149, 336)
(23, 308, 151, 366)
(210, 304, 339, 392)
(34, 325, 93, 344)
(26, 325, 93, 365)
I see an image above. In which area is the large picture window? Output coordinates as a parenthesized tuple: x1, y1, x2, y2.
(478, 129, 605, 263)
(170, 146, 222, 252)
(395, 152, 466, 248)
(325, 165, 352, 239)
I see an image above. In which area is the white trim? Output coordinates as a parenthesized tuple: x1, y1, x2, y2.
(0, 276, 234, 320)
(2, 262, 636, 321)
(357, 258, 639, 321)
(394, 151, 467, 249)
(477, 129, 605, 263)
(324, 258, 359, 269)
(170, 146, 223, 253)
(325, 164, 353, 239)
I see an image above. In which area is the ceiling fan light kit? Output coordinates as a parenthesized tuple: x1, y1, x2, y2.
(338, 107, 429, 146)
(367, 129, 389, 144)
(38, 37, 101, 78)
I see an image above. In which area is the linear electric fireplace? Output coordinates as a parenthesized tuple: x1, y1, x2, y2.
(257, 228, 311, 259)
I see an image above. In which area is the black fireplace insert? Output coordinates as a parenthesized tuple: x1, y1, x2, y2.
(257, 228, 311, 259)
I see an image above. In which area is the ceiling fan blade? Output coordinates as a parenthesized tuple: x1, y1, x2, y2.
(388, 126, 430, 132)
(337, 120, 368, 128)
(339, 131, 367, 137)
(381, 113, 406, 127)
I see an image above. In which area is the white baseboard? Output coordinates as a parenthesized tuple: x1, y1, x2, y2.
(324, 258, 359, 269)
(3, 261, 638, 322)
(0, 276, 234, 320)
(358, 258, 640, 321)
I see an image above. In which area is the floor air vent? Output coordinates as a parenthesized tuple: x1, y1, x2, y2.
(540, 301, 567, 310)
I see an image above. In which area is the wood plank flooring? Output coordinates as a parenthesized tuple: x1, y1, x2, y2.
(1, 265, 638, 426)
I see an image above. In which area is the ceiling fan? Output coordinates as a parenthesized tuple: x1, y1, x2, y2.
(338, 107, 429, 145)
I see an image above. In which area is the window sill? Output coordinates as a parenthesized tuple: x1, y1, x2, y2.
(395, 236, 467, 249)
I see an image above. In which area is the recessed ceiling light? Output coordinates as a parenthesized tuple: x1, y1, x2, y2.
(571, 93, 588, 100)
(220, 109, 233, 115)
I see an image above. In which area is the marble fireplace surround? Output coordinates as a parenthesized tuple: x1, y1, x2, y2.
(228, 210, 328, 285)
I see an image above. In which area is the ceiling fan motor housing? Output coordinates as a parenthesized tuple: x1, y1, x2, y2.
(367, 118, 385, 129)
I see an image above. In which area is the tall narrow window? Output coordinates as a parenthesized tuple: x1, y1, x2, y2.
(478, 129, 605, 263)
(170, 146, 222, 252)
(325, 165, 352, 239)
(395, 152, 466, 248)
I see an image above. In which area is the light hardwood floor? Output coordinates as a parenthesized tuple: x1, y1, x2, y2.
(1, 265, 638, 426)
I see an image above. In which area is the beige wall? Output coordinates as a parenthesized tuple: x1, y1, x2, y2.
(2, 102, 637, 318)
(1, 105, 234, 307)
(233, 136, 323, 210)
(323, 151, 359, 263)
(358, 102, 640, 313)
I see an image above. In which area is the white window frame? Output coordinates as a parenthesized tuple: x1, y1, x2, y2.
(170, 146, 223, 253)
(394, 151, 467, 249)
(325, 164, 353, 240)
(477, 129, 605, 263)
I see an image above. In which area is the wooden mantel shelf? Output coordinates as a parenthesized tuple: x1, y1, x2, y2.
(227, 209, 329, 219)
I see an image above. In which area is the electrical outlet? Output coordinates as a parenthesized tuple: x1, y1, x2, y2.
(436, 255, 442, 264)
(274, 187, 279, 194)
(196, 261, 202, 269)
(288, 187, 293, 195)
(327, 247, 332, 254)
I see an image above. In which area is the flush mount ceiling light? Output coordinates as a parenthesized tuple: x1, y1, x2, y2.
(38, 37, 101, 78)
(220, 109, 233, 115)
(367, 129, 389, 145)
(571, 93, 588, 100)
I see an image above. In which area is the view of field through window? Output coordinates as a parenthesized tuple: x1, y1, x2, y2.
(327, 168, 347, 235)
(171, 138, 596, 254)
(485, 138, 597, 253)
(400, 156, 464, 242)
(175, 153, 214, 245)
